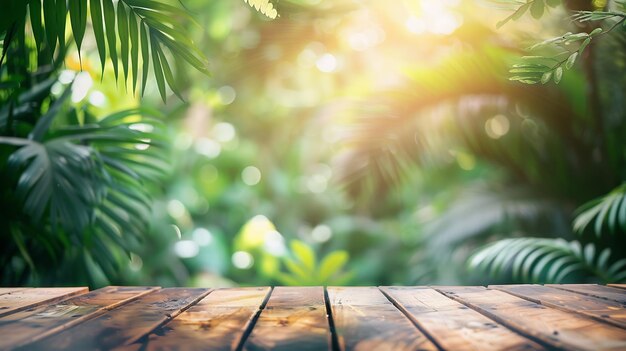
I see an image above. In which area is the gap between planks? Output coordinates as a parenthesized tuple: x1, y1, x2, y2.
(377, 287, 445, 350)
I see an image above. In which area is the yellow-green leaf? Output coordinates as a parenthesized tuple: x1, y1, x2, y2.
(290, 240, 316, 271)
(318, 251, 349, 282)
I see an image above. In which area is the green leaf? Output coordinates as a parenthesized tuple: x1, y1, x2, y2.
(546, 0, 560, 7)
(103, 0, 118, 79)
(129, 12, 139, 94)
(497, 3, 531, 29)
(150, 34, 167, 102)
(68, 0, 87, 60)
(530, 0, 545, 19)
(154, 41, 182, 100)
(590, 27, 603, 36)
(90, 0, 107, 75)
(140, 21, 150, 96)
(565, 52, 578, 69)
(43, 0, 58, 56)
(243, 0, 279, 19)
(290, 240, 316, 271)
(55, 0, 67, 54)
(29, 0, 44, 55)
(284, 258, 311, 281)
(117, 2, 130, 84)
(318, 251, 348, 282)
(30, 87, 71, 141)
(553, 66, 563, 84)
(540, 71, 552, 84)
(579, 37, 592, 54)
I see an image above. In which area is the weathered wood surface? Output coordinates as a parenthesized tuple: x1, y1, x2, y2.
(241, 286, 331, 351)
(128, 287, 270, 351)
(22, 288, 209, 350)
(0, 288, 28, 296)
(328, 286, 437, 350)
(0, 285, 623, 351)
(609, 284, 626, 290)
(0, 287, 88, 318)
(0, 286, 158, 350)
(548, 284, 626, 304)
(492, 284, 626, 329)
(382, 286, 544, 350)
(438, 286, 626, 351)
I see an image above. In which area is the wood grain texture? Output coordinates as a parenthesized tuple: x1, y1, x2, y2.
(328, 287, 437, 351)
(608, 284, 626, 290)
(548, 284, 626, 304)
(492, 284, 626, 329)
(438, 286, 626, 351)
(0, 287, 88, 318)
(0, 286, 158, 350)
(0, 288, 28, 296)
(241, 286, 330, 351)
(21, 288, 209, 351)
(126, 287, 270, 351)
(381, 287, 544, 351)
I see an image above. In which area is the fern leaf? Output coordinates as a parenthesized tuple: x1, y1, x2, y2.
(243, 0, 279, 19)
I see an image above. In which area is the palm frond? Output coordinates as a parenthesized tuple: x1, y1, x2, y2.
(5, 0, 209, 101)
(469, 238, 626, 283)
(425, 184, 568, 250)
(334, 46, 595, 201)
(1, 97, 167, 282)
(574, 183, 626, 236)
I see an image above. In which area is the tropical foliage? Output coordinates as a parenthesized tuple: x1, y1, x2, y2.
(1, 0, 624, 288)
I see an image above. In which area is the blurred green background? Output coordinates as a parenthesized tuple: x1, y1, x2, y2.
(1, 0, 625, 288)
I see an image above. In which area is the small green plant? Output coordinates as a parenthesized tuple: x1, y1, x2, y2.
(276, 240, 353, 286)
(493, 0, 626, 84)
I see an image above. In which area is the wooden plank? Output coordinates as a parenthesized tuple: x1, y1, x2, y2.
(126, 287, 270, 351)
(0, 288, 28, 296)
(241, 286, 330, 351)
(381, 286, 544, 350)
(492, 284, 626, 329)
(0, 287, 88, 317)
(548, 284, 626, 304)
(23, 288, 209, 350)
(437, 286, 626, 351)
(609, 284, 626, 290)
(0, 286, 158, 350)
(328, 287, 437, 350)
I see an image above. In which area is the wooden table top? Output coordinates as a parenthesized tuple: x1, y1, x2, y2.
(0, 284, 624, 350)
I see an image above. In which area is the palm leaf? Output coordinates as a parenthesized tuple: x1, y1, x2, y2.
(574, 184, 626, 236)
(17, 0, 210, 101)
(334, 46, 591, 200)
(469, 238, 626, 283)
(0, 98, 167, 282)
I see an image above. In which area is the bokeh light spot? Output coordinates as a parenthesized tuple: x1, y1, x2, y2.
(485, 114, 511, 139)
(242, 166, 262, 186)
(232, 251, 254, 269)
(316, 53, 338, 73)
(311, 224, 332, 242)
(174, 240, 200, 258)
(192, 228, 214, 246)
